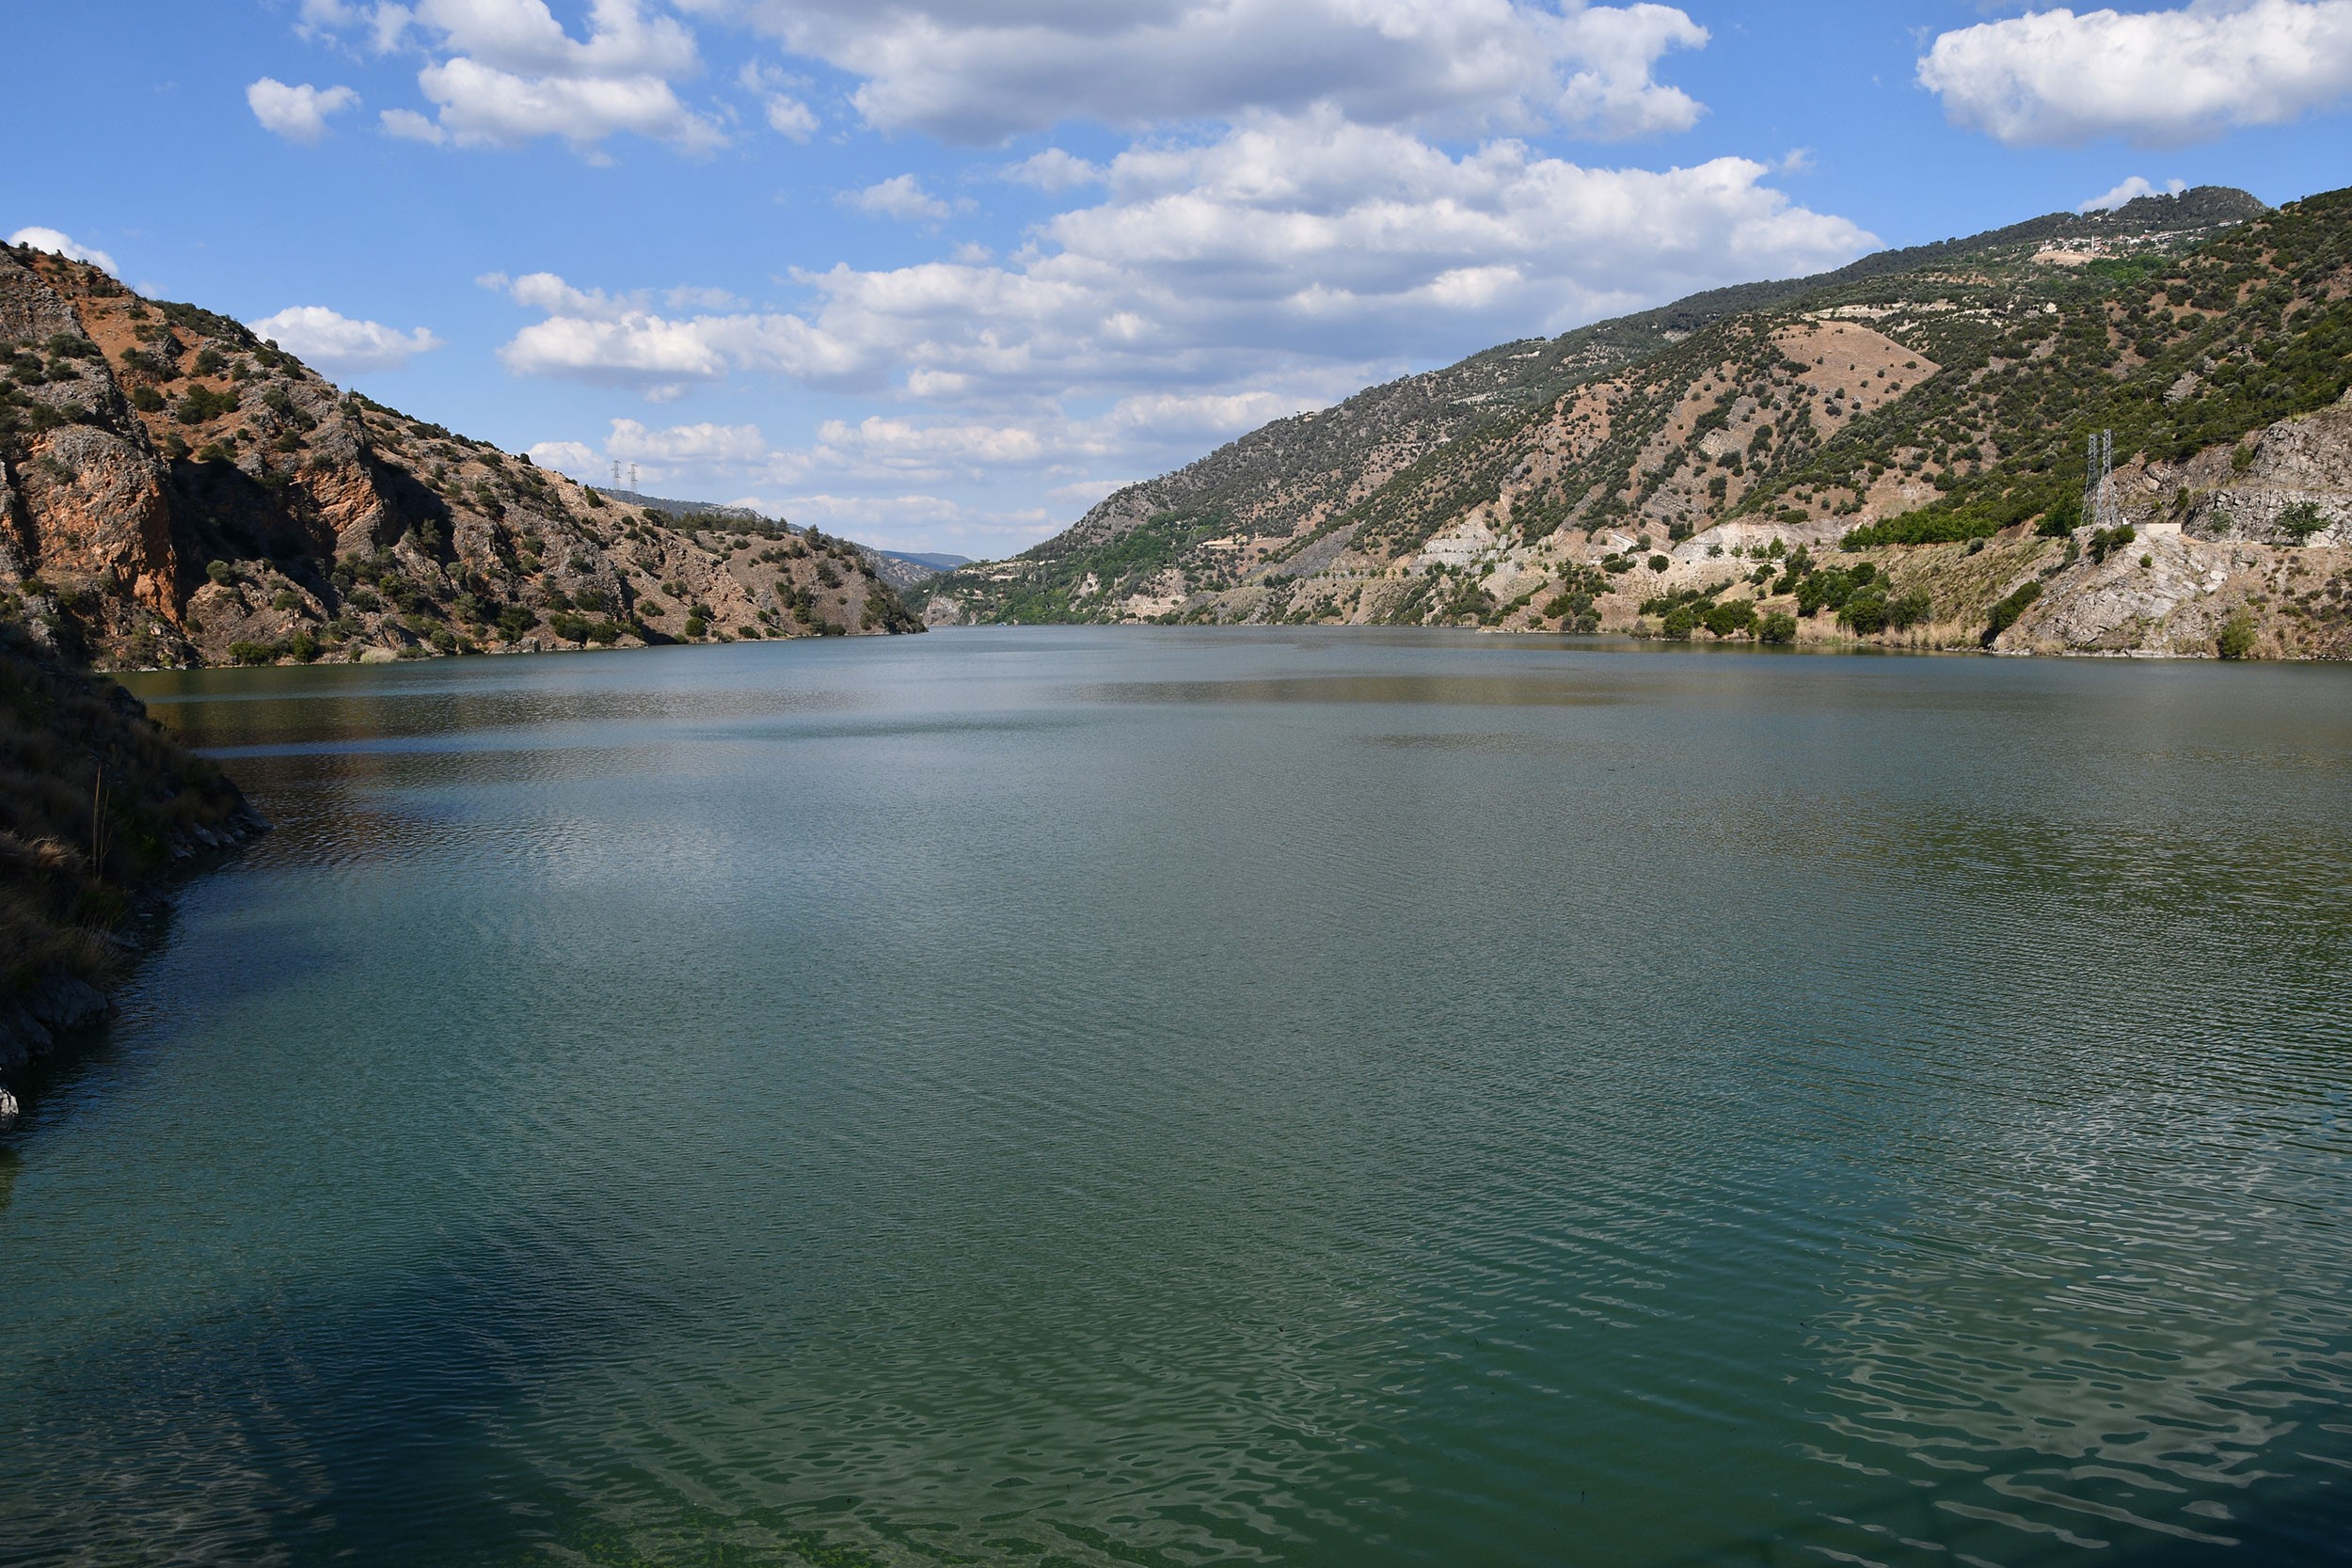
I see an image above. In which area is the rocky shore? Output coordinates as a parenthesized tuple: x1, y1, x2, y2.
(0, 630, 262, 1128)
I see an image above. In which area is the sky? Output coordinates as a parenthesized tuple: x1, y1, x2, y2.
(5, 2, 2349, 558)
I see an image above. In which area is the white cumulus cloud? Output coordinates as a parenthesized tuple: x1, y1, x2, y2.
(1004, 149, 1104, 191)
(248, 305, 446, 374)
(606, 417, 772, 465)
(2078, 175, 2188, 213)
(1919, 0, 2352, 147)
(313, 0, 724, 153)
(8, 227, 119, 276)
(765, 94, 818, 138)
(247, 78, 362, 142)
(687, 0, 1710, 143)
(843, 174, 952, 223)
(485, 112, 1871, 414)
(381, 107, 448, 143)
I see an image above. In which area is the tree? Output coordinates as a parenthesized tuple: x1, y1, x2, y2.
(2277, 502, 2328, 544)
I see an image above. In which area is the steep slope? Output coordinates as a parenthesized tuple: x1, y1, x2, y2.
(925, 185, 2352, 657)
(1, 626, 261, 1103)
(0, 245, 922, 670)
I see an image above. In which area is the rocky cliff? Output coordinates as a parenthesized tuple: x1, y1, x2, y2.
(0, 245, 922, 670)
(924, 184, 2351, 658)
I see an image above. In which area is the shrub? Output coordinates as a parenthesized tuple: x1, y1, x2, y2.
(2035, 493, 2081, 537)
(2277, 502, 2327, 544)
(2217, 610, 2258, 659)
(1886, 587, 1933, 629)
(205, 560, 236, 586)
(1701, 600, 1756, 639)
(173, 385, 238, 424)
(683, 614, 707, 638)
(1661, 606, 1695, 641)
(287, 629, 321, 663)
(229, 641, 278, 665)
(1841, 591, 1890, 634)
(497, 604, 537, 641)
(130, 386, 166, 413)
(2089, 524, 2137, 564)
(1758, 612, 1798, 644)
(1984, 580, 2043, 643)
(1647, 553, 1670, 573)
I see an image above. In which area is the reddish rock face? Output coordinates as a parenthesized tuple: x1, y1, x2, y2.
(1, 244, 924, 668)
(20, 427, 177, 616)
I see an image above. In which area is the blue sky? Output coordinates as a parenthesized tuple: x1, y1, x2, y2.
(6, 1, 2348, 557)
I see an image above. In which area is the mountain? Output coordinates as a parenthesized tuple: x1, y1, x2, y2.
(922, 184, 2351, 658)
(0, 246, 924, 670)
(590, 485, 961, 592)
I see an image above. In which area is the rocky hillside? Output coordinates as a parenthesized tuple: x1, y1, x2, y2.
(0, 245, 923, 671)
(1, 626, 261, 1106)
(925, 184, 2352, 658)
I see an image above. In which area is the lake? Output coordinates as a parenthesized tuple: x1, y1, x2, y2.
(5, 628, 2350, 1566)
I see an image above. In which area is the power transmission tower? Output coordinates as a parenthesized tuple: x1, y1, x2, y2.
(2083, 430, 2122, 531)
(611, 460, 622, 492)
(629, 463, 641, 493)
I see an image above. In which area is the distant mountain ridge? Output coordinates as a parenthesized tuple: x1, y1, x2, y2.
(922, 184, 2352, 659)
(592, 486, 961, 591)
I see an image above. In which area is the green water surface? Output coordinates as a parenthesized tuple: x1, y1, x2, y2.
(5, 628, 2350, 1566)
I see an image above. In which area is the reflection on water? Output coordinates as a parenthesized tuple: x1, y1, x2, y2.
(2, 629, 2348, 1567)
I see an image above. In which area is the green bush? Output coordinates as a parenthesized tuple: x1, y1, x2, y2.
(1701, 599, 1756, 638)
(173, 385, 238, 424)
(497, 604, 537, 641)
(1984, 580, 2043, 643)
(2089, 524, 2137, 563)
(205, 560, 235, 586)
(1758, 612, 1797, 644)
(1841, 591, 1889, 634)
(1886, 587, 1933, 629)
(2217, 610, 2258, 658)
(228, 641, 278, 665)
(2035, 493, 2081, 537)
(130, 386, 166, 413)
(1661, 606, 1696, 641)
(2277, 502, 2327, 543)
